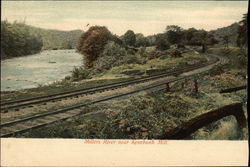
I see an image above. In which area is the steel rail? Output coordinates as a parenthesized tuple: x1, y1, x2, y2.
(0, 59, 217, 111)
(0, 65, 195, 105)
(0, 63, 204, 106)
(0, 53, 221, 137)
(0, 68, 213, 137)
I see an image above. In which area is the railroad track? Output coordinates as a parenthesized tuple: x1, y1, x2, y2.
(0, 71, 211, 137)
(0, 58, 217, 112)
(0, 53, 221, 137)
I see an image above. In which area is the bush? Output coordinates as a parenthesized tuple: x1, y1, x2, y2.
(71, 67, 92, 81)
(167, 49, 182, 57)
(124, 54, 142, 64)
(93, 42, 126, 72)
(137, 47, 147, 57)
(148, 50, 162, 60)
(101, 41, 126, 57)
(94, 41, 142, 73)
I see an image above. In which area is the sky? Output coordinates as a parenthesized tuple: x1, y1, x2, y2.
(1, 1, 248, 36)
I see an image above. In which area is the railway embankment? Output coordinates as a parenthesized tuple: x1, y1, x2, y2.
(0, 47, 247, 139)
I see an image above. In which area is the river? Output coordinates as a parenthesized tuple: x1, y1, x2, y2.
(1, 50, 83, 91)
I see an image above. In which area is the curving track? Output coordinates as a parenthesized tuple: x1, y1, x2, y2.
(0, 52, 226, 137)
(0, 60, 215, 112)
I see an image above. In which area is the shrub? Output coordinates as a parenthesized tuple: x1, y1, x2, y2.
(170, 49, 182, 57)
(123, 54, 142, 64)
(148, 50, 162, 60)
(137, 47, 147, 57)
(94, 41, 141, 73)
(101, 41, 126, 57)
(93, 42, 126, 72)
(71, 67, 92, 81)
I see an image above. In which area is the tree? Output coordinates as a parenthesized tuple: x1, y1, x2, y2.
(155, 34, 170, 51)
(76, 26, 113, 68)
(135, 33, 150, 47)
(123, 30, 136, 46)
(188, 30, 217, 52)
(77, 26, 124, 68)
(1, 20, 43, 59)
(183, 28, 198, 44)
(146, 35, 157, 46)
(222, 35, 229, 48)
(165, 25, 184, 45)
(237, 13, 247, 48)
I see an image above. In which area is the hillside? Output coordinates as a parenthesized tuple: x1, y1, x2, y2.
(1, 21, 43, 59)
(28, 26, 83, 50)
(1, 21, 84, 59)
(210, 23, 239, 47)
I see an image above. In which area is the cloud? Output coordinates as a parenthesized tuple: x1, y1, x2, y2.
(1, 1, 248, 35)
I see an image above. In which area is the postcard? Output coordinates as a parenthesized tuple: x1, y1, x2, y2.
(1, 0, 248, 166)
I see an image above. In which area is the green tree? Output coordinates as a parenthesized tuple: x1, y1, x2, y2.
(146, 35, 157, 46)
(237, 13, 247, 48)
(1, 20, 43, 59)
(183, 28, 198, 44)
(155, 34, 170, 51)
(222, 35, 229, 48)
(135, 33, 150, 47)
(123, 30, 136, 46)
(188, 30, 217, 52)
(165, 25, 184, 45)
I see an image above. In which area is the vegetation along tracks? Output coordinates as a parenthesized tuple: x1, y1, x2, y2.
(0, 57, 218, 112)
(0, 54, 223, 137)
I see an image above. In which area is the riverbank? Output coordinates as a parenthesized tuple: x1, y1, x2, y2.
(1, 47, 248, 139)
(1, 49, 206, 101)
(18, 60, 247, 139)
(1, 49, 82, 91)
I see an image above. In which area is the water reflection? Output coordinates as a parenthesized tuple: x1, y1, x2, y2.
(1, 50, 82, 91)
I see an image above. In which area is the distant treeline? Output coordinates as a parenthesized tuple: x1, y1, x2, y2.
(77, 13, 247, 69)
(1, 20, 83, 59)
(1, 21, 43, 59)
(116, 25, 219, 54)
(119, 20, 246, 52)
(1, 13, 246, 59)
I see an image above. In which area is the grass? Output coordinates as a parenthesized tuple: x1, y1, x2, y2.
(20, 64, 247, 139)
(1, 50, 206, 102)
(4, 47, 248, 139)
(0, 77, 133, 102)
(97, 51, 207, 79)
(207, 47, 247, 69)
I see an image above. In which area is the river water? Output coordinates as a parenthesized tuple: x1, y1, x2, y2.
(1, 50, 83, 91)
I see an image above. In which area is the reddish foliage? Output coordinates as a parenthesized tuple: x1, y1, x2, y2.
(167, 49, 182, 57)
(77, 26, 118, 68)
(204, 73, 238, 81)
(148, 50, 162, 60)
